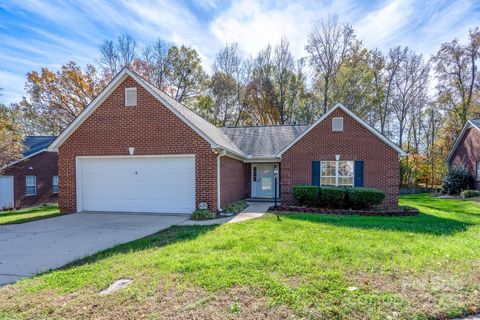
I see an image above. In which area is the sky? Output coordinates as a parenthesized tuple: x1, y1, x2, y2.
(0, 0, 479, 104)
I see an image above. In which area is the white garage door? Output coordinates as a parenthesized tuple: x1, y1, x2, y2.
(0, 176, 14, 209)
(77, 156, 195, 214)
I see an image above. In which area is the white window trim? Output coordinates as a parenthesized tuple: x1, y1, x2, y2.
(332, 117, 344, 132)
(26, 175, 37, 196)
(53, 176, 59, 193)
(125, 87, 137, 107)
(320, 161, 354, 187)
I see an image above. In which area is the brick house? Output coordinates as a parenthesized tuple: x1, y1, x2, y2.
(447, 119, 480, 189)
(47, 68, 405, 214)
(0, 136, 58, 209)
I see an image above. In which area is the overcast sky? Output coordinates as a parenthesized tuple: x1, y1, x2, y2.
(1, 0, 479, 104)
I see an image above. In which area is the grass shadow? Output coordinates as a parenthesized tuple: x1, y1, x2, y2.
(281, 212, 473, 236)
(62, 225, 218, 269)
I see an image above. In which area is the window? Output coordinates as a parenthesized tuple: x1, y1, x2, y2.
(332, 117, 344, 131)
(26, 176, 36, 196)
(53, 176, 59, 193)
(320, 161, 354, 186)
(125, 87, 137, 106)
(253, 166, 257, 181)
(477, 161, 480, 181)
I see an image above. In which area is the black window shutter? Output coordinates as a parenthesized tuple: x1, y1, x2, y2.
(354, 160, 364, 187)
(312, 161, 320, 186)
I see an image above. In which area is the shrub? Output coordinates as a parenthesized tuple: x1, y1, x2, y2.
(346, 187, 385, 209)
(293, 186, 319, 206)
(318, 186, 347, 208)
(461, 189, 480, 198)
(442, 164, 472, 195)
(223, 200, 248, 214)
(191, 209, 216, 220)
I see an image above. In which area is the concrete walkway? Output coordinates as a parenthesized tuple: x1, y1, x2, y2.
(0, 212, 187, 285)
(178, 201, 273, 226)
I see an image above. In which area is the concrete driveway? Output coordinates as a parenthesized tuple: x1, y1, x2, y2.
(0, 212, 188, 285)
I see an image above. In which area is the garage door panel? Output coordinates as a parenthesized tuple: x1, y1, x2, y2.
(78, 156, 195, 214)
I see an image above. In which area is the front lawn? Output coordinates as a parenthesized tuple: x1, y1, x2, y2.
(0, 204, 62, 225)
(1, 194, 480, 319)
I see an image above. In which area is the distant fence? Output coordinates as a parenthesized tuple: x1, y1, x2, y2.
(399, 187, 438, 195)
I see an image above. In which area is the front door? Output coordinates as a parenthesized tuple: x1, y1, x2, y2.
(252, 164, 278, 198)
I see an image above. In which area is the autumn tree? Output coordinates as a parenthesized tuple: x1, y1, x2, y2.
(0, 96, 23, 167)
(14, 62, 104, 135)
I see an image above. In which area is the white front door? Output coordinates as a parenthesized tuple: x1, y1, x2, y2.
(77, 156, 195, 214)
(0, 176, 14, 209)
(252, 164, 278, 198)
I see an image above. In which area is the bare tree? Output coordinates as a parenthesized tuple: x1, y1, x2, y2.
(306, 16, 355, 113)
(391, 48, 430, 148)
(140, 38, 171, 89)
(99, 33, 137, 77)
(99, 40, 118, 75)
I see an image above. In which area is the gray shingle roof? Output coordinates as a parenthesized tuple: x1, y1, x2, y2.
(23, 136, 56, 157)
(140, 79, 244, 156)
(221, 125, 309, 157)
(470, 119, 480, 128)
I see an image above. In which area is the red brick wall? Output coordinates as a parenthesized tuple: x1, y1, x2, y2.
(281, 108, 400, 206)
(219, 156, 248, 208)
(1, 152, 58, 208)
(58, 75, 217, 213)
(449, 127, 480, 189)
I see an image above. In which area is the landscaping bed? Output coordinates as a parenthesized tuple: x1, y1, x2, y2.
(271, 205, 419, 216)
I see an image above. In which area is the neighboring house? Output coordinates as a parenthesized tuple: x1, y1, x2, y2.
(447, 119, 480, 189)
(0, 136, 58, 209)
(47, 68, 406, 214)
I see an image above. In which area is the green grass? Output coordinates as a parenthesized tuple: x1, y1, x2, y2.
(1, 194, 480, 319)
(0, 204, 62, 225)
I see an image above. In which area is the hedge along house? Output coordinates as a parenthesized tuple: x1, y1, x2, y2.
(47, 68, 406, 215)
(447, 119, 480, 189)
(0, 136, 58, 209)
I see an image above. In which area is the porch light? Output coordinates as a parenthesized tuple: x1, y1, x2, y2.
(128, 147, 135, 155)
(335, 154, 340, 161)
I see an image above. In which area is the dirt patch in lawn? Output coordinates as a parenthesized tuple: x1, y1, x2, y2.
(0, 276, 295, 320)
(347, 269, 480, 319)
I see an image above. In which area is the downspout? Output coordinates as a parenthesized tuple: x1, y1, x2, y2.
(216, 149, 227, 212)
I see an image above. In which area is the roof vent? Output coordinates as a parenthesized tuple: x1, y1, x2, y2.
(125, 87, 137, 107)
(332, 117, 344, 132)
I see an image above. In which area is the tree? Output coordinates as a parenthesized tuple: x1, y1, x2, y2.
(166, 45, 207, 105)
(433, 28, 480, 139)
(390, 48, 429, 148)
(137, 38, 171, 89)
(207, 43, 243, 126)
(306, 16, 355, 113)
(331, 44, 376, 119)
(14, 62, 104, 135)
(99, 33, 137, 78)
(0, 98, 23, 167)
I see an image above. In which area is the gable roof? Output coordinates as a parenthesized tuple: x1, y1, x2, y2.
(278, 103, 406, 156)
(222, 125, 308, 157)
(446, 119, 480, 163)
(47, 68, 244, 157)
(23, 136, 56, 157)
(47, 69, 404, 160)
